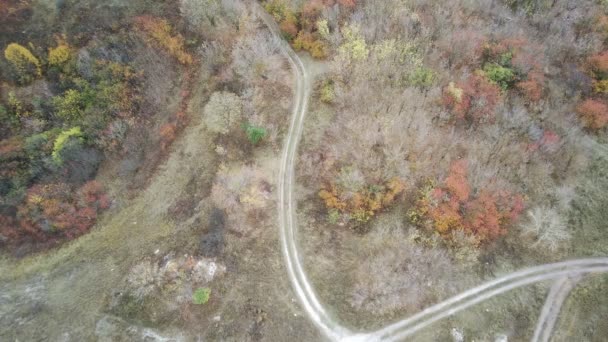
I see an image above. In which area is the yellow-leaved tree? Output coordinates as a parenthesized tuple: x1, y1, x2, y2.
(4, 43, 42, 82)
(48, 39, 72, 67)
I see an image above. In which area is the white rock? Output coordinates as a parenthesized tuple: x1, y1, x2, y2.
(495, 334, 508, 342)
(451, 328, 464, 342)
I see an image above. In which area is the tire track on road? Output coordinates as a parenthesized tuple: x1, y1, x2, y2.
(373, 260, 608, 341)
(532, 276, 581, 342)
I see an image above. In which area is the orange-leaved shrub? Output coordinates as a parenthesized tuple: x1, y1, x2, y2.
(337, 0, 356, 7)
(265, 0, 356, 59)
(7, 181, 110, 244)
(319, 177, 405, 225)
(293, 31, 327, 58)
(159, 123, 177, 150)
(516, 70, 544, 102)
(444, 160, 470, 202)
(576, 98, 608, 130)
(134, 16, 193, 65)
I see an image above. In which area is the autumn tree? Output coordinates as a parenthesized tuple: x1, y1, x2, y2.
(516, 70, 544, 102)
(337, 0, 356, 7)
(337, 24, 369, 64)
(77, 180, 110, 211)
(587, 51, 608, 94)
(411, 160, 524, 243)
(160, 123, 177, 150)
(301, 0, 324, 31)
(48, 39, 72, 68)
(588, 51, 608, 80)
(576, 99, 608, 130)
(319, 177, 405, 226)
(445, 160, 470, 202)
(293, 31, 327, 58)
(443, 74, 502, 124)
(4, 42, 42, 83)
(16, 181, 110, 242)
(134, 16, 193, 65)
(265, 0, 349, 59)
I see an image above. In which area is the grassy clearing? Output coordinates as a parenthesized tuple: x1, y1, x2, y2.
(554, 274, 608, 341)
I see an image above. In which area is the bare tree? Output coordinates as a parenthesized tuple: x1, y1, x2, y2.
(231, 31, 282, 86)
(520, 206, 571, 253)
(203, 91, 243, 134)
(350, 227, 462, 315)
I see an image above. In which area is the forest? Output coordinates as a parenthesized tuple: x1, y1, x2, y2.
(0, 0, 290, 254)
(1, 0, 608, 341)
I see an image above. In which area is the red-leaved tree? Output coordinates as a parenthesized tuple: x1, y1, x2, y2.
(415, 160, 524, 243)
(443, 74, 502, 124)
(576, 99, 608, 130)
(444, 159, 470, 202)
(13, 181, 110, 244)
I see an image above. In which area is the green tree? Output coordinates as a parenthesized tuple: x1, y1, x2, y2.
(25, 131, 53, 178)
(244, 123, 267, 144)
(483, 63, 515, 90)
(192, 287, 211, 305)
(53, 90, 85, 121)
(7, 91, 29, 118)
(52, 127, 84, 164)
(0, 104, 18, 135)
(409, 66, 436, 89)
(320, 80, 335, 103)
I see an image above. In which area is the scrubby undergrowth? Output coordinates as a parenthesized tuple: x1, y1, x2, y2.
(291, 0, 608, 335)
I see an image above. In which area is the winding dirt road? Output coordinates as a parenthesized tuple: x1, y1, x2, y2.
(256, 2, 608, 341)
(255, 3, 355, 341)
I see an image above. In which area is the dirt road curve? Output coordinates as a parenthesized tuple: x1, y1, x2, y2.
(254, 2, 355, 341)
(255, 2, 608, 341)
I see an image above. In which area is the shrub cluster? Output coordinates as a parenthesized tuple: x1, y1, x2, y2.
(134, 16, 194, 65)
(442, 74, 502, 124)
(443, 38, 546, 123)
(409, 160, 524, 243)
(265, 0, 357, 59)
(1, 181, 109, 244)
(319, 177, 405, 226)
(575, 51, 608, 130)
